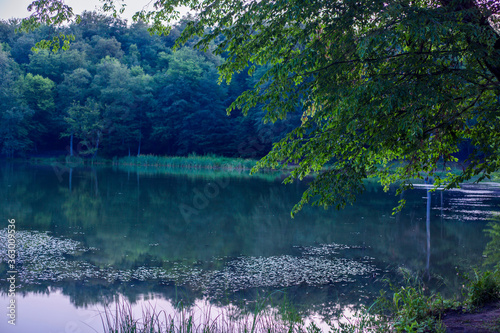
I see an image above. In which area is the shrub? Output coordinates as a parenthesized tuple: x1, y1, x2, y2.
(462, 269, 500, 309)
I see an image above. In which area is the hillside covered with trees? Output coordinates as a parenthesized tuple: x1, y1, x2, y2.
(0, 12, 301, 159)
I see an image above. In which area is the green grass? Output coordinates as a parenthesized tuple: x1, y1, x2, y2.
(100, 297, 323, 333)
(27, 153, 288, 182)
(368, 282, 449, 333)
(364, 269, 500, 333)
(29, 154, 261, 171)
(116, 154, 258, 170)
(113, 164, 284, 182)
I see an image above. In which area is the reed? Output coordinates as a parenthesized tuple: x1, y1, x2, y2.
(99, 297, 322, 333)
(117, 154, 257, 170)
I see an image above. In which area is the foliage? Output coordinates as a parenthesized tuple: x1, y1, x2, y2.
(0, 14, 292, 159)
(371, 279, 448, 333)
(355, 269, 500, 332)
(483, 220, 500, 270)
(0, 107, 34, 157)
(0, 44, 33, 156)
(63, 99, 104, 157)
(14, 0, 500, 213)
(461, 269, 500, 309)
(147, 47, 234, 156)
(332, 268, 500, 333)
(28, 48, 86, 82)
(17, 0, 79, 52)
(114, 0, 500, 214)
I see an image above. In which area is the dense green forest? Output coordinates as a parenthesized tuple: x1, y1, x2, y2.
(0, 12, 301, 159)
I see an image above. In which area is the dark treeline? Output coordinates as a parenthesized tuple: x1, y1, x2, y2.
(0, 12, 301, 159)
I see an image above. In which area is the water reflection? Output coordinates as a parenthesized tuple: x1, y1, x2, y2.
(0, 162, 499, 330)
(425, 180, 432, 279)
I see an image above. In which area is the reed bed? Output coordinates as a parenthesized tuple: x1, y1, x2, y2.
(116, 154, 257, 170)
(99, 297, 323, 333)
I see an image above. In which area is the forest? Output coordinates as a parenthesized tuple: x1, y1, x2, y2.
(0, 12, 301, 159)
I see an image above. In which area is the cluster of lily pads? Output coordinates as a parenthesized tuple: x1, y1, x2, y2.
(0, 229, 377, 296)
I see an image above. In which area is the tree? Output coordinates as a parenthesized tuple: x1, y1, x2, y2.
(22, 0, 500, 214)
(92, 57, 134, 155)
(57, 67, 93, 108)
(28, 48, 87, 83)
(148, 47, 231, 155)
(9, 34, 36, 64)
(0, 107, 34, 157)
(90, 57, 153, 156)
(63, 99, 104, 157)
(90, 36, 124, 61)
(137, 0, 500, 214)
(127, 66, 154, 156)
(19, 73, 56, 151)
(0, 44, 33, 156)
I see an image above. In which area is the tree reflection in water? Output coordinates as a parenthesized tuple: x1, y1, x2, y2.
(0, 162, 499, 323)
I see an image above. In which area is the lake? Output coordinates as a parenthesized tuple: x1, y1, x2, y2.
(0, 162, 499, 332)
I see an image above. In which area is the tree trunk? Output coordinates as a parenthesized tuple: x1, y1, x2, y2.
(92, 132, 101, 159)
(69, 168, 73, 192)
(70, 132, 74, 157)
(137, 129, 142, 156)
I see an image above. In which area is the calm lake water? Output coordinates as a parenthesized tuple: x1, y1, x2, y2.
(0, 162, 499, 332)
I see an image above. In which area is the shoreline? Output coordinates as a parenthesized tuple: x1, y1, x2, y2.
(25, 154, 261, 170)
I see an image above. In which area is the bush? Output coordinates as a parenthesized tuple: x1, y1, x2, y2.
(463, 269, 500, 309)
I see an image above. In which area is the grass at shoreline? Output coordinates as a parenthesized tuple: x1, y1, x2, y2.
(23, 155, 500, 187)
(117, 154, 258, 170)
(100, 297, 324, 333)
(28, 154, 261, 170)
(26, 154, 289, 181)
(24, 155, 500, 182)
(113, 164, 285, 181)
(98, 269, 499, 333)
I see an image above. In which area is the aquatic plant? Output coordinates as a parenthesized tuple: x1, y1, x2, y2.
(118, 154, 257, 170)
(100, 296, 323, 333)
(0, 229, 376, 297)
(29, 154, 260, 170)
